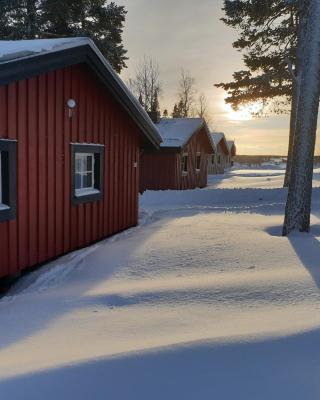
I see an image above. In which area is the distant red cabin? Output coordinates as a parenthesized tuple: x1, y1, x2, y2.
(140, 118, 214, 192)
(0, 38, 161, 279)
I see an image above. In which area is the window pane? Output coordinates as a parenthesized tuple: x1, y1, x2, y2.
(75, 156, 82, 173)
(182, 156, 188, 172)
(196, 155, 201, 169)
(75, 173, 82, 189)
(86, 155, 93, 171)
(85, 173, 93, 188)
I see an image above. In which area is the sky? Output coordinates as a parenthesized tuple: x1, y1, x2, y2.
(118, 0, 292, 155)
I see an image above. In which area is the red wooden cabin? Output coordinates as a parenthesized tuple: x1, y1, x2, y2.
(140, 118, 214, 192)
(0, 38, 161, 279)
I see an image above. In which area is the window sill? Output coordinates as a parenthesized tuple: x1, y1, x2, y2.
(0, 203, 10, 211)
(0, 203, 15, 223)
(72, 188, 102, 205)
(75, 188, 100, 198)
(182, 172, 188, 177)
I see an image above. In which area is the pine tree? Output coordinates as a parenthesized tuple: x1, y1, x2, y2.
(216, 0, 298, 186)
(163, 109, 168, 118)
(0, 0, 128, 73)
(151, 89, 160, 112)
(0, 0, 41, 39)
(172, 103, 182, 118)
(41, 1, 128, 72)
(138, 93, 144, 107)
(282, 0, 320, 235)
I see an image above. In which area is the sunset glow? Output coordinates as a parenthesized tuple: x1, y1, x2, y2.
(223, 101, 264, 122)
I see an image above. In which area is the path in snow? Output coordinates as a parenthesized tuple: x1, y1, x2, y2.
(1, 165, 320, 399)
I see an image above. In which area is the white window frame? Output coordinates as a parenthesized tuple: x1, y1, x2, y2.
(182, 153, 189, 176)
(74, 152, 99, 197)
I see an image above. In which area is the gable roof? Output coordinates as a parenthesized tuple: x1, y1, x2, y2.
(227, 140, 236, 156)
(211, 132, 229, 155)
(0, 38, 162, 149)
(156, 118, 215, 151)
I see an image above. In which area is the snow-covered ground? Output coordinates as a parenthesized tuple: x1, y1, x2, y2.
(1, 165, 320, 399)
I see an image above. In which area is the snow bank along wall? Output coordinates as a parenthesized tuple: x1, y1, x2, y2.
(0, 63, 142, 279)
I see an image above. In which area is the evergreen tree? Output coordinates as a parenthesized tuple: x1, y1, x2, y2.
(0, 0, 41, 39)
(216, 0, 298, 186)
(41, 0, 127, 72)
(163, 109, 168, 118)
(151, 89, 160, 112)
(172, 104, 180, 118)
(0, 0, 128, 73)
(172, 101, 185, 118)
(282, 0, 318, 234)
(138, 93, 144, 107)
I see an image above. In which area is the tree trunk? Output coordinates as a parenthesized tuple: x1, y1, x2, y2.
(283, 0, 320, 235)
(26, 0, 37, 39)
(284, 3, 306, 188)
(284, 83, 299, 187)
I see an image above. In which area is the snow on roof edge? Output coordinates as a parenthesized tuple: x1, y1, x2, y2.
(0, 38, 162, 147)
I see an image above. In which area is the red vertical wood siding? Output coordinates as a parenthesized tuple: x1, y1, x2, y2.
(140, 127, 212, 192)
(0, 63, 140, 279)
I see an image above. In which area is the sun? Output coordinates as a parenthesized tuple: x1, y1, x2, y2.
(223, 101, 263, 122)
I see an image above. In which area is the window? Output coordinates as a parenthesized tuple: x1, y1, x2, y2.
(218, 154, 221, 165)
(75, 153, 95, 195)
(196, 152, 201, 171)
(181, 153, 188, 175)
(71, 144, 104, 205)
(0, 140, 17, 223)
(211, 154, 215, 164)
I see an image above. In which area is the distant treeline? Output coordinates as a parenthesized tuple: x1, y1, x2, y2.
(234, 155, 320, 166)
(234, 155, 286, 166)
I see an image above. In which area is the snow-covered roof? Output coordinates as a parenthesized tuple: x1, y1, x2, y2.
(0, 38, 162, 149)
(227, 140, 234, 149)
(156, 118, 214, 150)
(211, 132, 229, 155)
(211, 132, 225, 146)
(0, 38, 87, 62)
(227, 140, 236, 156)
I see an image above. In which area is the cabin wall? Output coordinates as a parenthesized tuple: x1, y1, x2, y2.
(208, 144, 227, 174)
(140, 152, 178, 192)
(0, 63, 140, 279)
(140, 126, 211, 191)
(177, 128, 210, 190)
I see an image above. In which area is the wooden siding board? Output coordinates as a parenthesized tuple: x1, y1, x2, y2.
(38, 74, 48, 263)
(28, 77, 39, 266)
(55, 70, 64, 256)
(47, 72, 56, 259)
(17, 80, 29, 270)
(63, 68, 72, 254)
